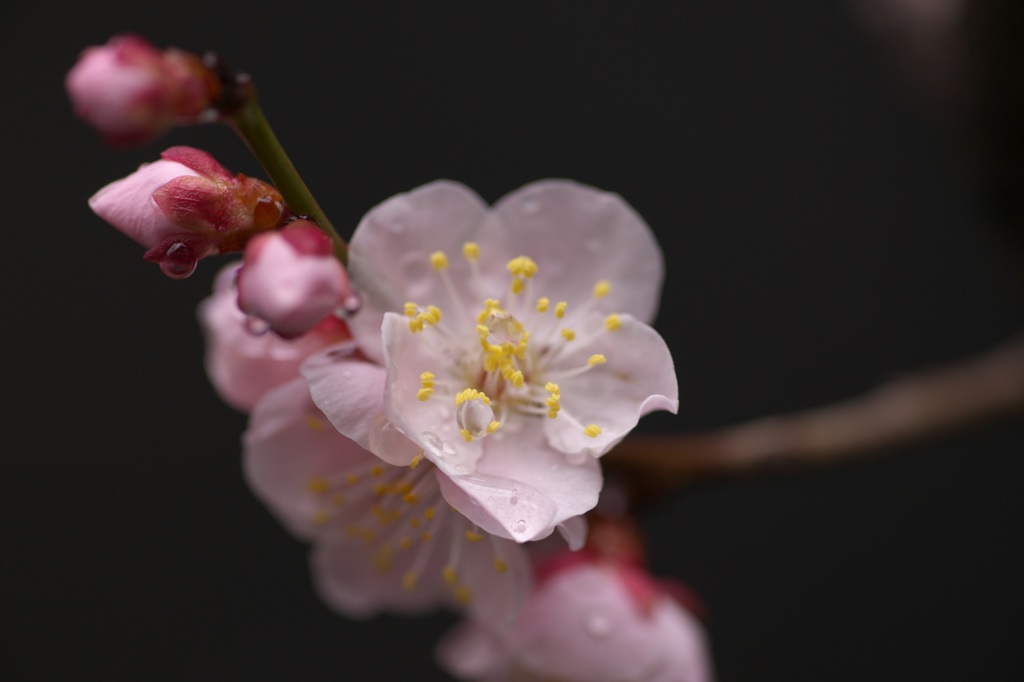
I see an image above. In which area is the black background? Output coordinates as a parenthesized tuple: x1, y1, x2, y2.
(3, 1, 1023, 680)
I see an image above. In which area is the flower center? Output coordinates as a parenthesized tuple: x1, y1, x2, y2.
(404, 243, 622, 443)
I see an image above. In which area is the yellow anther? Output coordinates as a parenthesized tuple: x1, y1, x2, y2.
(584, 424, 603, 438)
(373, 482, 387, 496)
(494, 558, 508, 574)
(588, 354, 607, 366)
(420, 372, 435, 386)
(311, 510, 330, 525)
(508, 370, 524, 388)
(536, 296, 550, 313)
(424, 507, 435, 520)
(307, 477, 329, 495)
(465, 530, 483, 542)
(403, 493, 419, 505)
(345, 473, 360, 485)
(486, 420, 502, 434)
(409, 517, 421, 529)
(511, 278, 525, 295)
(476, 324, 490, 337)
(402, 571, 417, 591)
(506, 255, 539, 278)
(409, 317, 425, 333)
(545, 382, 560, 393)
(409, 451, 424, 469)
(561, 328, 576, 342)
(427, 305, 442, 324)
(593, 280, 611, 298)
(331, 494, 345, 507)
(605, 314, 622, 331)
(455, 388, 491, 406)
(404, 302, 418, 317)
(430, 251, 449, 271)
(443, 566, 457, 585)
(460, 428, 473, 442)
(462, 242, 479, 262)
(370, 466, 384, 477)
(421, 531, 433, 542)
(454, 586, 473, 605)
(304, 416, 325, 431)
(399, 537, 413, 550)
(417, 388, 434, 401)
(555, 301, 568, 319)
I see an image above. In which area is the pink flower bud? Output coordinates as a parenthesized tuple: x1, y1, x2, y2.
(89, 146, 287, 278)
(66, 35, 218, 145)
(236, 221, 355, 338)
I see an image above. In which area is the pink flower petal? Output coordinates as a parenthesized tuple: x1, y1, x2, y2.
(493, 180, 665, 325)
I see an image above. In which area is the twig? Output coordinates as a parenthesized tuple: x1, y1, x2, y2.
(608, 333, 1024, 491)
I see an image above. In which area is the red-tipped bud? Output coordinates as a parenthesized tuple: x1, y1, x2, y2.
(89, 146, 287, 278)
(66, 35, 219, 145)
(236, 221, 355, 338)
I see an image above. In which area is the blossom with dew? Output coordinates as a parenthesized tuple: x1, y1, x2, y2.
(90, 146, 286, 278)
(66, 34, 218, 145)
(438, 553, 714, 682)
(236, 220, 358, 339)
(198, 263, 351, 412)
(244, 377, 531, 620)
(303, 179, 677, 546)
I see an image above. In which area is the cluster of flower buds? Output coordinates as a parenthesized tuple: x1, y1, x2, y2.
(66, 35, 219, 145)
(90, 146, 287, 278)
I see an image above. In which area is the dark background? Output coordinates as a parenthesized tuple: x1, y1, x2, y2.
(3, 1, 1022, 680)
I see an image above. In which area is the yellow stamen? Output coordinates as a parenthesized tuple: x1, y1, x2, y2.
(486, 420, 502, 434)
(424, 507, 435, 520)
(459, 428, 473, 442)
(311, 510, 330, 525)
(307, 477, 328, 495)
(345, 473, 360, 485)
(305, 416, 324, 431)
(370, 466, 384, 477)
(409, 451, 424, 469)
(506, 255, 538, 278)
(455, 388, 491, 406)
(555, 301, 568, 319)
(404, 302, 417, 317)
(454, 585, 472, 605)
(605, 314, 622, 331)
(561, 328, 576, 341)
(462, 242, 479, 262)
(402, 571, 417, 591)
(430, 251, 449, 271)
(421, 531, 433, 542)
(511, 278, 525, 295)
(593, 280, 611, 298)
(399, 537, 412, 550)
(426, 305, 442, 324)
(465, 530, 483, 542)
(588, 354, 607, 366)
(417, 388, 434, 401)
(403, 493, 419, 504)
(584, 424, 603, 438)
(443, 566, 457, 585)
(494, 558, 508, 574)
(536, 297, 550, 313)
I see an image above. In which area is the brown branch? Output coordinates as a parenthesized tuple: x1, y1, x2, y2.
(608, 333, 1024, 491)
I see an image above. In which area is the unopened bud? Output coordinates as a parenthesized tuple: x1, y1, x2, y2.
(236, 221, 352, 338)
(89, 146, 287, 278)
(66, 34, 219, 146)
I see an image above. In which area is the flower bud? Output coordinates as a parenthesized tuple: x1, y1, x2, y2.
(236, 221, 354, 338)
(66, 34, 218, 145)
(89, 146, 287, 278)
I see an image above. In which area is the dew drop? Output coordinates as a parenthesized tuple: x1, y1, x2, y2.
(512, 519, 527, 534)
(334, 293, 362, 319)
(509, 489, 519, 505)
(454, 463, 469, 473)
(520, 198, 540, 216)
(421, 431, 443, 457)
(441, 441, 457, 458)
(584, 611, 613, 639)
(158, 242, 197, 279)
(244, 315, 271, 335)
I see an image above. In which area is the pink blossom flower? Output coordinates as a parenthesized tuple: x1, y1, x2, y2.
(198, 263, 350, 412)
(438, 552, 714, 682)
(90, 146, 286, 278)
(244, 376, 531, 620)
(303, 180, 677, 546)
(236, 221, 356, 339)
(66, 34, 217, 145)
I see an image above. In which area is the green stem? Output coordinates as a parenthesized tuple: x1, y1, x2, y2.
(229, 99, 348, 264)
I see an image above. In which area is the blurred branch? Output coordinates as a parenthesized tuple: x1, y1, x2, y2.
(608, 333, 1024, 491)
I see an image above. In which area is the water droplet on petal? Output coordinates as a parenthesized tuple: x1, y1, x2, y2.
(584, 611, 613, 639)
(441, 441, 457, 458)
(513, 519, 527, 534)
(158, 242, 197, 279)
(509, 489, 519, 505)
(520, 198, 540, 216)
(333, 293, 362, 319)
(244, 315, 271, 335)
(421, 431, 443, 458)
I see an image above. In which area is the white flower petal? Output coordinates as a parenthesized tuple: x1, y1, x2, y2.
(493, 180, 665, 325)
